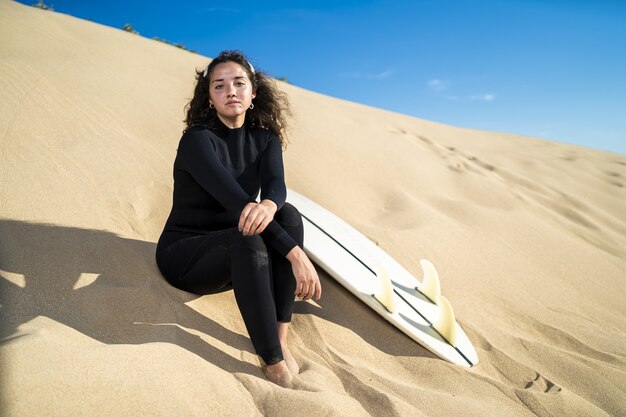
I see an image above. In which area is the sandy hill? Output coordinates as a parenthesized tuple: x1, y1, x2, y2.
(1, 1, 625, 416)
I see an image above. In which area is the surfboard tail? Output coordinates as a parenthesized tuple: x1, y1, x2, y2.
(433, 295, 458, 347)
(417, 259, 441, 304)
(373, 268, 397, 313)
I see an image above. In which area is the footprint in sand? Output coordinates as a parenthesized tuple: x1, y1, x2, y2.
(449, 151, 497, 175)
(524, 373, 562, 394)
(466, 327, 563, 394)
(416, 135, 433, 145)
(470, 156, 496, 172)
(387, 126, 408, 135)
(605, 171, 624, 188)
(392, 130, 500, 176)
(560, 152, 578, 162)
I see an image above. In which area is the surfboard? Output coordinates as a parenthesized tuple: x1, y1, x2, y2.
(286, 188, 479, 367)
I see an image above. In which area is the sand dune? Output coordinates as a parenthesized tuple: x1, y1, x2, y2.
(1, 0, 625, 415)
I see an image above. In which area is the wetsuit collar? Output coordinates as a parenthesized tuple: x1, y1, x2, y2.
(210, 116, 245, 140)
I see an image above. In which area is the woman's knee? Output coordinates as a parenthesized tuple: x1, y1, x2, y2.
(275, 202, 302, 227)
(231, 233, 270, 268)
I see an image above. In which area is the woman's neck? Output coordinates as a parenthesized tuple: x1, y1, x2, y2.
(217, 113, 245, 129)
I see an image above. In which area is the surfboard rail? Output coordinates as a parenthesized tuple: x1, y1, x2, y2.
(286, 188, 479, 367)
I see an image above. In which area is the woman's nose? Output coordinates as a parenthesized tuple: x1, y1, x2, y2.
(226, 83, 237, 97)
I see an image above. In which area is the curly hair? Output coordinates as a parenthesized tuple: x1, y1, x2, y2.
(183, 50, 291, 148)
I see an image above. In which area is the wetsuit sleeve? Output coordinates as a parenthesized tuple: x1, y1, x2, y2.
(179, 130, 256, 213)
(260, 134, 287, 210)
(180, 130, 298, 258)
(259, 223, 297, 257)
(258, 134, 298, 256)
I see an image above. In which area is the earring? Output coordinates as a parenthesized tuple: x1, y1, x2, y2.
(209, 102, 214, 109)
(249, 103, 254, 110)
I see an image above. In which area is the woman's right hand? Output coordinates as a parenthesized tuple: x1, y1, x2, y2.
(286, 246, 322, 302)
(239, 200, 277, 236)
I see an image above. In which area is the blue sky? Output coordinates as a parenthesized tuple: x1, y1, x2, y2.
(19, 0, 626, 155)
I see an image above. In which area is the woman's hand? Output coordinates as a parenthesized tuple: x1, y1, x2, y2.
(287, 246, 322, 301)
(239, 199, 277, 236)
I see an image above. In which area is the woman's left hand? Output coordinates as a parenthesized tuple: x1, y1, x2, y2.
(239, 199, 277, 236)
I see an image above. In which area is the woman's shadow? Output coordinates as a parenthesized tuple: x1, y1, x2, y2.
(0, 219, 262, 377)
(0, 219, 434, 391)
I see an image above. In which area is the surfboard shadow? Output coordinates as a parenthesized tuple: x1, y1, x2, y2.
(293, 267, 438, 361)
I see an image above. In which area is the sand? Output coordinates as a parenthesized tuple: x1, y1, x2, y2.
(1, 1, 625, 415)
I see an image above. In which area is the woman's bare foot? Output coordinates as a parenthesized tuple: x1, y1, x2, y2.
(262, 360, 293, 388)
(281, 343, 300, 375)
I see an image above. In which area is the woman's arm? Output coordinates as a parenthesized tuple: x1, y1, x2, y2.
(179, 130, 298, 257)
(179, 129, 256, 213)
(259, 134, 287, 210)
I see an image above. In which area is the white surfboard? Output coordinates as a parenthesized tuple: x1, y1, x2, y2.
(286, 188, 478, 367)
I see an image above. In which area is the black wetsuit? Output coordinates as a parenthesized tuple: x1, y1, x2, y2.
(155, 117, 303, 365)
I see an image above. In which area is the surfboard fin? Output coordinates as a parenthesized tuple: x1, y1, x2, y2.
(417, 259, 441, 304)
(433, 295, 458, 347)
(373, 268, 397, 314)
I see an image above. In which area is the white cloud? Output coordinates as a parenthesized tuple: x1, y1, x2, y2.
(428, 79, 448, 91)
(376, 69, 393, 79)
(468, 94, 495, 102)
(429, 78, 495, 102)
(444, 93, 495, 102)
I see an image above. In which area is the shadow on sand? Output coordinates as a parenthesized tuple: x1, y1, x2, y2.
(0, 219, 434, 403)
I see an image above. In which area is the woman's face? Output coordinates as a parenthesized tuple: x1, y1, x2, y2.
(208, 61, 256, 128)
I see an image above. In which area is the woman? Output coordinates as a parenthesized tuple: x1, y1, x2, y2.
(156, 50, 321, 388)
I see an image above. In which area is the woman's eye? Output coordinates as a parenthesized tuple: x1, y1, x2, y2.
(214, 84, 223, 90)
(236, 81, 245, 86)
